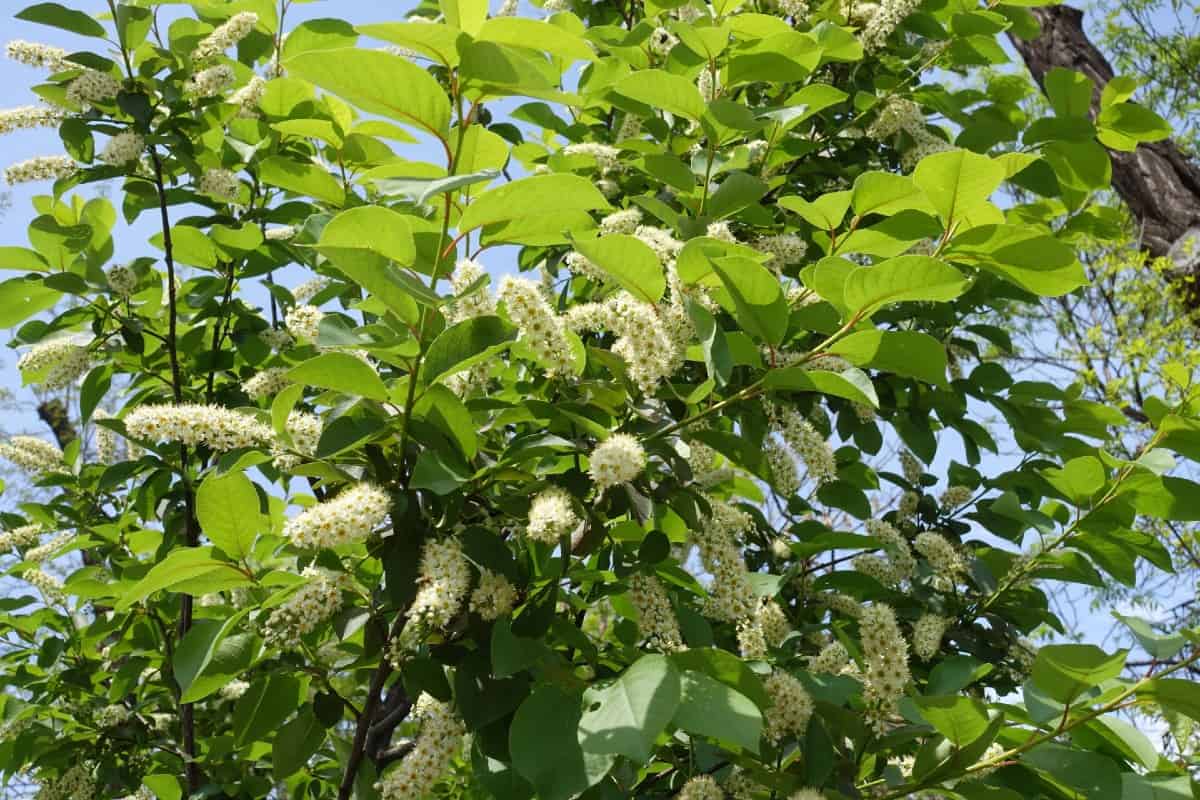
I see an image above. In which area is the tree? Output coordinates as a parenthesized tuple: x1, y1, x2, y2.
(0, 1, 1197, 799)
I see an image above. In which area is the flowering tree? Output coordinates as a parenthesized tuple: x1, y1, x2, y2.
(0, 0, 1199, 799)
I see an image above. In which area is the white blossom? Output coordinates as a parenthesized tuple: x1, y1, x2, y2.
(5, 40, 69, 71)
(375, 696, 465, 800)
(17, 338, 91, 389)
(0, 436, 63, 474)
(678, 775, 722, 800)
(498, 276, 574, 376)
(599, 207, 642, 235)
(763, 669, 813, 743)
(107, 264, 138, 296)
(66, 70, 121, 107)
(446, 259, 495, 323)
(588, 433, 646, 491)
(4, 154, 76, 184)
(100, 130, 144, 166)
(284, 483, 391, 549)
(0, 105, 64, 135)
(23, 568, 65, 604)
(860, 603, 910, 731)
(192, 12, 259, 63)
(124, 403, 273, 451)
(272, 410, 322, 471)
(410, 538, 471, 629)
(913, 613, 950, 661)
(0, 524, 44, 552)
(198, 167, 240, 200)
(629, 574, 685, 652)
(185, 64, 236, 96)
(263, 567, 349, 650)
(285, 304, 325, 341)
(242, 366, 292, 400)
(809, 640, 850, 674)
(649, 27, 678, 56)
(470, 569, 518, 620)
(526, 486, 579, 543)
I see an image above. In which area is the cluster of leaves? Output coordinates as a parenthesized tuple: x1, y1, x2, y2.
(0, 0, 1199, 799)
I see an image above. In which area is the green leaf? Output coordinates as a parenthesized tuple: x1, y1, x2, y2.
(1130, 476, 1200, 521)
(912, 149, 1006, 225)
(779, 190, 851, 231)
(943, 224, 1087, 296)
(614, 69, 706, 121)
(914, 695, 991, 746)
(317, 206, 415, 265)
(510, 685, 616, 800)
(196, 470, 264, 560)
(843, 256, 969, 317)
(477, 17, 595, 61)
(711, 256, 788, 346)
(422, 315, 516, 386)
(1114, 614, 1186, 660)
(671, 669, 762, 753)
(828, 329, 947, 385)
(142, 775, 182, 800)
(286, 49, 452, 137)
(0, 278, 60, 329)
(670, 648, 770, 708)
(1044, 68, 1093, 118)
(851, 172, 933, 217)
(1121, 774, 1193, 800)
(492, 617, 552, 678)
(116, 547, 249, 611)
(258, 156, 344, 206)
(764, 366, 879, 407)
(1097, 103, 1172, 151)
(287, 352, 388, 402)
(1042, 456, 1105, 505)
(1032, 644, 1127, 703)
(440, 0, 487, 35)
(460, 174, 610, 232)
(571, 235, 666, 303)
(233, 674, 305, 746)
(1138, 678, 1200, 722)
(180, 632, 259, 703)
(16, 3, 106, 38)
(1022, 744, 1121, 800)
(273, 707, 326, 779)
(578, 654, 681, 761)
(355, 22, 467, 68)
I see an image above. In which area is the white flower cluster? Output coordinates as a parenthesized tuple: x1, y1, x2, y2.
(285, 304, 325, 340)
(861, 0, 922, 51)
(446, 259, 495, 323)
(859, 603, 910, 731)
(526, 486, 579, 543)
(233, 76, 268, 119)
(192, 12, 259, 63)
(0, 105, 64, 135)
(66, 70, 121, 107)
(566, 291, 683, 393)
(94, 704, 131, 728)
(939, 484, 973, 509)
(260, 327, 294, 350)
(649, 27, 678, 56)
(243, 366, 291, 400)
(124, 403, 273, 451)
(264, 224, 297, 242)
(629, 574, 685, 652)
(26, 532, 71, 562)
(17, 338, 91, 389)
(498, 276, 575, 376)
(899, 449, 922, 483)
(100, 131, 144, 166)
(470, 569, 517, 621)
(0, 436, 62, 473)
(737, 615, 767, 660)
(198, 167, 240, 200)
(763, 669, 814, 743)
(6, 40, 68, 71)
(94, 411, 118, 465)
(410, 537, 471, 629)
(116, 787, 154, 800)
(694, 500, 756, 622)
(4, 154, 76, 185)
(588, 433, 646, 491)
(678, 775, 722, 800)
(853, 518, 915, 587)
(754, 233, 808, 268)
(913, 613, 950, 661)
(0, 523, 43, 552)
(599, 207, 642, 235)
(809, 640, 850, 674)
(33, 762, 96, 800)
(766, 402, 837, 484)
(914, 532, 967, 589)
(497, 0, 519, 15)
(865, 96, 952, 172)
(562, 142, 621, 173)
(686, 440, 735, 487)
(706, 220, 736, 243)
(898, 489, 919, 520)
(634, 225, 684, 263)
(764, 437, 800, 498)
(776, 0, 809, 16)
(273, 410, 322, 471)
(293, 277, 329, 305)
(107, 264, 138, 295)
(186, 64, 236, 96)
(821, 591, 862, 619)
(697, 66, 718, 102)
(263, 567, 348, 650)
(739, 598, 790, 659)
(283, 483, 391, 549)
(375, 695, 465, 800)
(220, 679, 250, 700)
(564, 251, 606, 283)
(789, 791, 825, 800)
(23, 568, 65, 604)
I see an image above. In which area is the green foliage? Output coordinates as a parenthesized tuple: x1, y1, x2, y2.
(0, 0, 1197, 799)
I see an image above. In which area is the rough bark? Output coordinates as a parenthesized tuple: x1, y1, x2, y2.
(1008, 5, 1200, 291)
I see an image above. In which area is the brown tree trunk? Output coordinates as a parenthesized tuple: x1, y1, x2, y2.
(1008, 6, 1200, 287)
